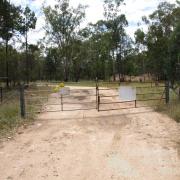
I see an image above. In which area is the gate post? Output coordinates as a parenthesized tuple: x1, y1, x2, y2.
(61, 94, 63, 111)
(0, 87, 2, 103)
(19, 85, 26, 118)
(96, 77, 99, 110)
(98, 95, 100, 112)
(96, 85, 99, 110)
(165, 81, 170, 104)
(96, 86, 97, 110)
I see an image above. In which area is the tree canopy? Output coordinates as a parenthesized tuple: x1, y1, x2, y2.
(0, 0, 180, 86)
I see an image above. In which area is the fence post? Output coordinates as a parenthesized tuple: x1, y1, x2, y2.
(98, 95, 100, 112)
(96, 77, 98, 110)
(61, 94, 63, 111)
(96, 86, 97, 110)
(165, 81, 170, 104)
(0, 87, 2, 103)
(20, 85, 26, 118)
(179, 87, 180, 101)
(96, 85, 99, 110)
(135, 100, 137, 108)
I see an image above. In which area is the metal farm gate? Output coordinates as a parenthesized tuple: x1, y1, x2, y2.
(23, 86, 97, 117)
(96, 81, 169, 112)
(17, 81, 173, 118)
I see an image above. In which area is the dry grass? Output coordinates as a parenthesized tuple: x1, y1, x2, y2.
(0, 100, 20, 137)
(97, 81, 180, 122)
(0, 82, 179, 139)
(0, 85, 52, 139)
(156, 100, 180, 122)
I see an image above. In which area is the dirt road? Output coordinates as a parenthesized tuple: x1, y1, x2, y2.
(0, 87, 180, 180)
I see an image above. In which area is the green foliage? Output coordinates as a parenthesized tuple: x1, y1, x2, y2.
(0, 0, 21, 42)
(156, 100, 180, 122)
(136, 1, 180, 82)
(169, 21, 180, 82)
(19, 6, 37, 83)
(103, 0, 124, 20)
(0, 1, 37, 86)
(18, 6, 37, 35)
(43, 0, 86, 81)
(0, 0, 22, 87)
(0, 94, 20, 137)
(0, 0, 180, 85)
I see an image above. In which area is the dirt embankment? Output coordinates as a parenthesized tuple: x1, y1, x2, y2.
(0, 86, 180, 180)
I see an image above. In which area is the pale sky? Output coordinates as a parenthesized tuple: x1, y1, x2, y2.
(11, 0, 176, 44)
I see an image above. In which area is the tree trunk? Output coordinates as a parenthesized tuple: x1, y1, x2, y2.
(64, 47, 69, 82)
(118, 60, 121, 82)
(117, 44, 122, 82)
(5, 40, 9, 88)
(75, 70, 80, 82)
(64, 60, 68, 82)
(38, 65, 41, 80)
(112, 50, 116, 81)
(25, 30, 29, 85)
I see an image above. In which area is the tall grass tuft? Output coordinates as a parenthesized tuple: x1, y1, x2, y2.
(0, 100, 21, 137)
(156, 100, 180, 122)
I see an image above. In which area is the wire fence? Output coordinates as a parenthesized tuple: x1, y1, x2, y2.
(0, 87, 19, 105)
(0, 80, 179, 118)
(23, 81, 179, 115)
(25, 88, 97, 114)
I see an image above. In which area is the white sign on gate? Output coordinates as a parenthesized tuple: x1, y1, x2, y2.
(59, 87, 70, 95)
(119, 86, 136, 101)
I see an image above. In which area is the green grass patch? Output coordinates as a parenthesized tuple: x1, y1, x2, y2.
(25, 85, 52, 118)
(0, 82, 179, 140)
(34, 81, 97, 87)
(156, 100, 180, 122)
(0, 97, 21, 138)
(65, 81, 96, 87)
(97, 81, 180, 122)
(0, 85, 51, 139)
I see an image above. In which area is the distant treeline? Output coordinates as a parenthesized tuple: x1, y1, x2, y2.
(0, 0, 180, 86)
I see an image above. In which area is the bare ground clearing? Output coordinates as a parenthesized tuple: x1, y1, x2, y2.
(0, 86, 180, 180)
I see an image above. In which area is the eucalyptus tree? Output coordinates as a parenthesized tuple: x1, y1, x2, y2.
(45, 48, 60, 81)
(0, 0, 21, 87)
(104, 15, 129, 81)
(82, 21, 114, 80)
(135, 1, 180, 82)
(146, 2, 176, 80)
(43, 0, 86, 81)
(134, 28, 147, 80)
(103, 0, 124, 20)
(18, 6, 37, 84)
(79, 15, 129, 81)
(103, 0, 128, 81)
(70, 39, 85, 82)
(169, 21, 180, 83)
(88, 21, 109, 79)
(28, 44, 39, 81)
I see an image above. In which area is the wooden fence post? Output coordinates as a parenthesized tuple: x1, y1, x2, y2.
(165, 81, 170, 104)
(20, 85, 26, 118)
(0, 87, 2, 103)
(61, 94, 63, 111)
(98, 95, 100, 112)
(96, 77, 99, 111)
(96, 86, 97, 110)
(96, 85, 99, 110)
